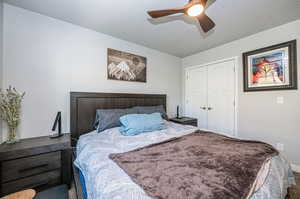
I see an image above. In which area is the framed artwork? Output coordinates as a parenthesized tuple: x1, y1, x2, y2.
(243, 40, 297, 92)
(107, 48, 147, 83)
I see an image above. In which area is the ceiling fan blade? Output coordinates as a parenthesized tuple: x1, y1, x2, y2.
(197, 13, 215, 33)
(147, 8, 185, 18)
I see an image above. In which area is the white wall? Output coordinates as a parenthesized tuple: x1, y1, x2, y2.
(182, 19, 300, 166)
(2, 4, 182, 140)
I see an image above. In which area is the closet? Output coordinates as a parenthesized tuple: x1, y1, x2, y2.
(185, 59, 236, 136)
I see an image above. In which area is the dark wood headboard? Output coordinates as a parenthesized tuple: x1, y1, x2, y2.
(70, 92, 167, 146)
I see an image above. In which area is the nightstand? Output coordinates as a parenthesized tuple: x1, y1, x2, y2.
(0, 134, 71, 197)
(170, 117, 198, 127)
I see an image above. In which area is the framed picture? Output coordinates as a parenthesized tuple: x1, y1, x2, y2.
(107, 48, 147, 83)
(243, 40, 297, 92)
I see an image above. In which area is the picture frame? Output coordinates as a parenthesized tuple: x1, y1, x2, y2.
(107, 48, 147, 83)
(243, 40, 297, 92)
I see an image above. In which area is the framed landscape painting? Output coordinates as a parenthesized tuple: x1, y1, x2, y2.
(243, 40, 297, 92)
(107, 48, 147, 83)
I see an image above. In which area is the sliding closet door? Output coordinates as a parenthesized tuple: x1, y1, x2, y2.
(185, 67, 208, 129)
(207, 60, 235, 136)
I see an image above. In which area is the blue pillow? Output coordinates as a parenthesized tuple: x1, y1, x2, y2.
(119, 113, 166, 136)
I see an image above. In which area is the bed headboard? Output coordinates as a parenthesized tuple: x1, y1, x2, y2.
(70, 92, 167, 146)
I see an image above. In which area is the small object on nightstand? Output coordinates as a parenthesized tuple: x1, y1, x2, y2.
(0, 134, 71, 197)
(176, 106, 183, 119)
(170, 117, 198, 127)
(50, 112, 63, 139)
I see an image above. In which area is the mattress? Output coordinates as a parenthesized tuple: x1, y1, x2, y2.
(74, 121, 295, 199)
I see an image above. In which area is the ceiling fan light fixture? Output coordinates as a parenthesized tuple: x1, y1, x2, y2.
(147, 0, 216, 33)
(187, 4, 204, 17)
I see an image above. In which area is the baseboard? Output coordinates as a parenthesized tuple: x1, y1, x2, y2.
(291, 164, 300, 173)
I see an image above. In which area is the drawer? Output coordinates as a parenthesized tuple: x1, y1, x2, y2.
(1, 169, 61, 196)
(1, 151, 61, 183)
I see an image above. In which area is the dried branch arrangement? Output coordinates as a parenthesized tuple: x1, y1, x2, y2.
(0, 86, 25, 143)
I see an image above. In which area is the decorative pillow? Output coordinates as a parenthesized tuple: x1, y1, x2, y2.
(134, 105, 168, 120)
(94, 107, 139, 132)
(119, 113, 166, 136)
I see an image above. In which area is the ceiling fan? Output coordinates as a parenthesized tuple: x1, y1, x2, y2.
(147, 0, 215, 33)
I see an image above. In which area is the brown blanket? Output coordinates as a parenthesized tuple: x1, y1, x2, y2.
(110, 131, 278, 199)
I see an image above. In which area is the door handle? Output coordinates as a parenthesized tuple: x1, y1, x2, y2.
(200, 107, 207, 110)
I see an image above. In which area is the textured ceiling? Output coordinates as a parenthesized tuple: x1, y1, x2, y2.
(4, 0, 300, 57)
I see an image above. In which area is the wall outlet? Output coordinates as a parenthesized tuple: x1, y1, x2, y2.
(276, 143, 284, 151)
(276, 96, 284, 104)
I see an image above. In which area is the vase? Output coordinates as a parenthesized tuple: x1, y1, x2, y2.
(6, 126, 20, 144)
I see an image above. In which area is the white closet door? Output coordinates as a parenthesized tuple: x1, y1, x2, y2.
(186, 67, 208, 129)
(207, 60, 235, 136)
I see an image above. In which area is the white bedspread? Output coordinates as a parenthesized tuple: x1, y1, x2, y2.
(74, 121, 295, 199)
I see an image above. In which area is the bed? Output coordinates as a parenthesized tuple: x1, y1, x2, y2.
(70, 92, 295, 199)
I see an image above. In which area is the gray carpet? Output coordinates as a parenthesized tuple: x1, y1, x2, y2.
(288, 172, 300, 199)
(35, 185, 68, 199)
(68, 182, 77, 199)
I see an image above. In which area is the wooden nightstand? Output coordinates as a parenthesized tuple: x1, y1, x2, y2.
(170, 117, 198, 127)
(0, 134, 71, 197)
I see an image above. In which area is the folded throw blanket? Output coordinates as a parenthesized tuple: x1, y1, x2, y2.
(110, 131, 278, 199)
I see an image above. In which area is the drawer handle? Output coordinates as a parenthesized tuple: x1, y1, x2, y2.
(19, 164, 49, 173)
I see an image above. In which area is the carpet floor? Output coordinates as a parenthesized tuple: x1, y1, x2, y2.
(288, 172, 300, 199)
